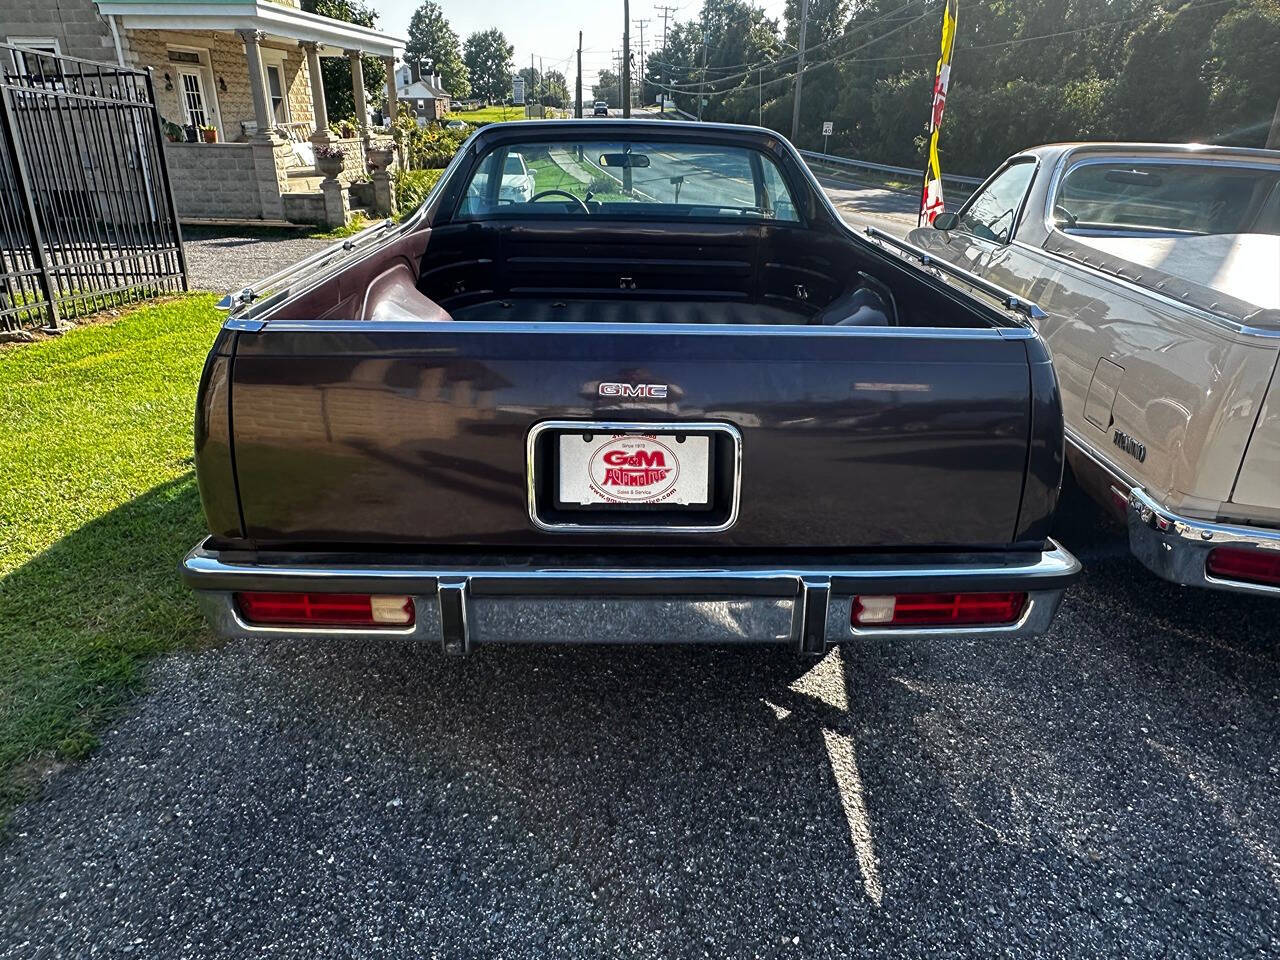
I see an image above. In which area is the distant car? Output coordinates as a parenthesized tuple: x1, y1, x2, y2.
(593, 101, 609, 116)
(499, 151, 535, 203)
(444, 119, 469, 131)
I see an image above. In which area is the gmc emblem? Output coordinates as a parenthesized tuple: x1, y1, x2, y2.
(598, 382, 668, 399)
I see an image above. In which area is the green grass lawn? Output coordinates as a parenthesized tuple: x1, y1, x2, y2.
(0, 295, 223, 824)
(446, 105, 540, 125)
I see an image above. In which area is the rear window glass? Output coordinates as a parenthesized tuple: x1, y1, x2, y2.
(456, 140, 801, 222)
(1055, 162, 1280, 236)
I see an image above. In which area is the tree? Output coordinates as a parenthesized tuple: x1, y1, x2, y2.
(540, 70, 570, 108)
(592, 69, 621, 107)
(405, 0, 469, 97)
(463, 29, 515, 104)
(300, 0, 386, 123)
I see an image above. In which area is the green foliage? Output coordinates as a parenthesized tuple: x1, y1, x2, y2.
(463, 28, 515, 104)
(405, 0, 470, 97)
(519, 67, 570, 108)
(653, 0, 1280, 173)
(1207, 1, 1280, 145)
(0, 296, 223, 824)
(395, 167, 445, 219)
(592, 68, 621, 108)
(301, 0, 386, 120)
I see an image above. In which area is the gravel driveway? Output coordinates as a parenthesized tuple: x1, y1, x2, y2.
(182, 227, 332, 293)
(1, 487, 1277, 958)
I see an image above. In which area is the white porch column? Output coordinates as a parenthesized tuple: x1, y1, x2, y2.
(238, 29, 274, 140)
(300, 41, 331, 143)
(382, 56, 398, 126)
(345, 49, 368, 138)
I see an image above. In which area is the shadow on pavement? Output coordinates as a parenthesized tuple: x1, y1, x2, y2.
(1, 481, 1278, 957)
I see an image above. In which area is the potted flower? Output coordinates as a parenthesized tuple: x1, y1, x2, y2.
(366, 143, 394, 171)
(315, 144, 346, 179)
(339, 119, 356, 139)
(161, 118, 184, 143)
(200, 124, 218, 144)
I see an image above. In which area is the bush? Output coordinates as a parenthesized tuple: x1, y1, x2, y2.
(395, 167, 444, 219)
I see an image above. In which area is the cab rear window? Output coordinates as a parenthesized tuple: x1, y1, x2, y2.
(1055, 162, 1280, 236)
(455, 140, 800, 222)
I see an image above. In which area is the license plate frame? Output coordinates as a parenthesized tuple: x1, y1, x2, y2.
(554, 429, 716, 512)
(526, 420, 742, 534)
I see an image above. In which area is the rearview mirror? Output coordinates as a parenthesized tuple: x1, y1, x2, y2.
(932, 212, 959, 230)
(599, 152, 650, 168)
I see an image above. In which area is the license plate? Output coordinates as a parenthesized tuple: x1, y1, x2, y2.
(557, 432, 712, 507)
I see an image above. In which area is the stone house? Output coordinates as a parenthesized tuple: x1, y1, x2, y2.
(2, 0, 405, 226)
(396, 75, 451, 123)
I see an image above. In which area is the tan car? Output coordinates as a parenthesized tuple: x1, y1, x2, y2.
(906, 142, 1280, 596)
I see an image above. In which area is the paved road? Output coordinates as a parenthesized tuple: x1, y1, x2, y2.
(2, 482, 1278, 958)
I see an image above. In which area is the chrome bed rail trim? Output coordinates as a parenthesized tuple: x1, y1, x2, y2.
(182, 538, 1080, 653)
(860, 227, 1048, 321)
(1126, 488, 1280, 597)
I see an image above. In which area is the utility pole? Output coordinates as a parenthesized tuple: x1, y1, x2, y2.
(576, 30, 583, 118)
(1269, 91, 1280, 149)
(656, 4, 676, 115)
(790, 0, 809, 143)
(622, 0, 631, 118)
(696, 22, 708, 121)
(633, 18, 648, 109)
(758, 66, 763, 125)
(530, 53, 536, 118)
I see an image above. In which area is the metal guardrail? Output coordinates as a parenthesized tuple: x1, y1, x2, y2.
(799, 149, 983, 187)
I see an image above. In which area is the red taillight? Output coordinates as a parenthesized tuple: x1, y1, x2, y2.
(852, 592, 1028, 628)
(235, 592, 414, 627)
(1206, 547, 1280, 587)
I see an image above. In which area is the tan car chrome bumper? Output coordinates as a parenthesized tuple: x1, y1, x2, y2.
(1127, 488, 1280, 597)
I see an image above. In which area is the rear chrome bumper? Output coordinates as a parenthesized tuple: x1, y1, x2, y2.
(181, 539, 1080, 654)
(1127, 488, 1280, 597)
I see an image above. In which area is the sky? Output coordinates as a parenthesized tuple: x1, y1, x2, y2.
(369, 0, 789, 95)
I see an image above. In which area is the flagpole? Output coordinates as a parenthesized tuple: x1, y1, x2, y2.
(919, 0, 958, 228)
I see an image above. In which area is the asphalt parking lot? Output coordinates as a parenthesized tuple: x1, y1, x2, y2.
(1, 482, 1277, 959)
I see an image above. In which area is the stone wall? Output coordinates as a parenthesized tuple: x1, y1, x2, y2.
(3, 0, 116, 62)
(164, 142, 261, 219)
(282, 191, 327, 226)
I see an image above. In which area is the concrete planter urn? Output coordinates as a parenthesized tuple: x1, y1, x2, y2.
(315, 149, 345, 180)
(367, 146, 394, 172)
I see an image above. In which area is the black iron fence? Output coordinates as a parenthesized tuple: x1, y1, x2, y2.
(0, 43, 186, 332)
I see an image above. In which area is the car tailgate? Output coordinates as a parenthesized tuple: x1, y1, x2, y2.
(223, 321, 1052, 550)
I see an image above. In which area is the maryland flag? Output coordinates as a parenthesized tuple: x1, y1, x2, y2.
(920, 0, 958, 226)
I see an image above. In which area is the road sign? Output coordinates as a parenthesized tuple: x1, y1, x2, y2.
(512, 77, 526, 105)
(822, 121, 833, 136)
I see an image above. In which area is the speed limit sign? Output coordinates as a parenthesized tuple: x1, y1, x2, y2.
(822, 121, 833, 136)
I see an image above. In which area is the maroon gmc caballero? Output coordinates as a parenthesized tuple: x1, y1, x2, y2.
(182, 120, 1080, 655)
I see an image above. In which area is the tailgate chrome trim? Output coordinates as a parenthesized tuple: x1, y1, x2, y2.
(525, 420, 743, 534)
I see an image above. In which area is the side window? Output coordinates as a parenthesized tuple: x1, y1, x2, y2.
(958, 161, 1035, 244)
(759, 158, 800, 222)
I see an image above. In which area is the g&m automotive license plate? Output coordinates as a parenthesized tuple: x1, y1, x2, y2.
(557, 432, 712, 507)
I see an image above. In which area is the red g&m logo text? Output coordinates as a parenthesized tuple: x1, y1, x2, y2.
(588, 437, 680, 501)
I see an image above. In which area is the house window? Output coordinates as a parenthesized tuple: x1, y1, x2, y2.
(6, 37, 62, 80)
(265, 63, 290, 124)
